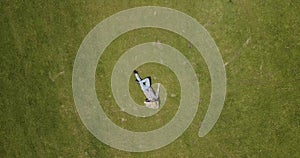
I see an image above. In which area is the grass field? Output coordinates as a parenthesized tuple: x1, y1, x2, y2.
(1, 0, 300, 157)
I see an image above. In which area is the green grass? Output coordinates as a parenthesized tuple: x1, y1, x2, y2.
(1, 0, 299, 157)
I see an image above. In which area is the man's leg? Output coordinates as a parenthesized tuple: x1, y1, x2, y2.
(155, 83, 160, 98)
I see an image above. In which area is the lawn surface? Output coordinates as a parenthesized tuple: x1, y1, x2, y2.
(1, 0, 299, 157)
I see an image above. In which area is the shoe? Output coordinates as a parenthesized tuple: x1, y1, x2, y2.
(133, 70, 138, 74)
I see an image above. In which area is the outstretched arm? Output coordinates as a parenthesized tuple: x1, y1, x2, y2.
(133, 70, 142, 82)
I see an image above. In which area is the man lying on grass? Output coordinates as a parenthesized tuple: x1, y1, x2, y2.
(133, 70, 160, 109)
